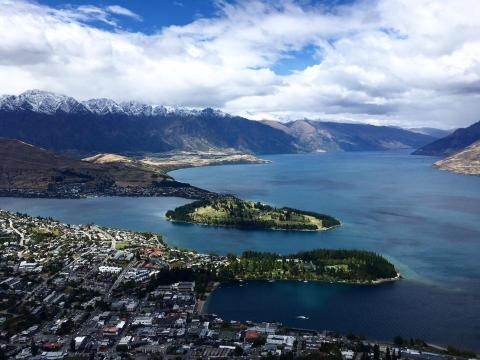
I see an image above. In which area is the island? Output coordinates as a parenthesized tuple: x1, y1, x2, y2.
(217, 250, 399, 284)
(165, 197, 341, 231)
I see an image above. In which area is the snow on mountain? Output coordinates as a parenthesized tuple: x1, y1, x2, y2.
(82, 98, 124, 115)
(119, 101, 157, 117)
(0, 89, 226, 118)
(0, 90, 88, 114)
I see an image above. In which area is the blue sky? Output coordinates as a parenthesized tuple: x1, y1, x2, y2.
(37, 0, 221, 32)
(37, 0, 357, 31)
(1, 0, 479, 128)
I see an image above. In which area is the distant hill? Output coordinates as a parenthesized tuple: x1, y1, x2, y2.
(413, 120, 480, 156)
(262, 119, 436, 152)
(433, 141, 480, 175)
(0, 138, 175, 191)
(408, 127, 453, 139)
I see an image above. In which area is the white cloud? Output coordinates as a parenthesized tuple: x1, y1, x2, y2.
(0, 0, 479, 128)
(106, 5, 142, 21)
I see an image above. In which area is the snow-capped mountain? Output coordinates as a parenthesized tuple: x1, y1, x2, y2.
(0, 89, 296, 155)
(0, 89, 222, 117)
(82, 98, 124, 115)
(0, 90, 88, 114)
(0, 89, 438, 156)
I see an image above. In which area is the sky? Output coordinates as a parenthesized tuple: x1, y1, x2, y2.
(1, 0, 480, 128)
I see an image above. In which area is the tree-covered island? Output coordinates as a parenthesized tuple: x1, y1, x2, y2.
(217, 250, 399, 283)
(165, 197, 340, 231)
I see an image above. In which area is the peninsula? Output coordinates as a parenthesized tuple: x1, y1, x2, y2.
(433, 140, 480, 175)
(166, 197, 340, 231)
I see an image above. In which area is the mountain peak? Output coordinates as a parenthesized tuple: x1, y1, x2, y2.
(0, 90, 227, 118)
(0, 89, 88, 114)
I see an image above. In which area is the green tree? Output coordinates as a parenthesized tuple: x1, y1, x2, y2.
(31, 339, 39, 356)
(393, 336, 404, 346)
(373, 344, 380, 360)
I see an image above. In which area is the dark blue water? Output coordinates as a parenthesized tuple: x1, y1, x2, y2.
(1, 151, 479, 350)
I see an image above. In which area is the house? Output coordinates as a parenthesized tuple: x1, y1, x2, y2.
(175, 281, 195, 292)
(266, 334, 296, 347)
(42, 350, 65, 360)
(74, 336, 87, 350)
(98, 266, 122, 274)
(132, 316, 153, 326)
(18, 261, 42, 272)
(117, 336, 133, 351)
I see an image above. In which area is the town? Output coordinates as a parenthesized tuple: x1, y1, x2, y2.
(0, 210, 476, 360)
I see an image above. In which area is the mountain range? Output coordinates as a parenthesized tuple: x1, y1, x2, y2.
(262, 119, 435, 152)
(0, 90, 439, 156)
(413, 120, 480, 157)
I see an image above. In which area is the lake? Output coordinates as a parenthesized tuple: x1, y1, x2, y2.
(1, 151, 479, 350)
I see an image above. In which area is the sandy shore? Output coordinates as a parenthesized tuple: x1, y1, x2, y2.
(196, 281, 220, 315)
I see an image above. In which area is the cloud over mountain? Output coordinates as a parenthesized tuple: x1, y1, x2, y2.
(0, 0, 479, 128)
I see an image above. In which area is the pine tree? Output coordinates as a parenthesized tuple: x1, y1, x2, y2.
(373, 344, 380, 360)
(31, 339, 39, 356)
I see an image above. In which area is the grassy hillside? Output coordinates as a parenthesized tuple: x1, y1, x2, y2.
(0, 138, 173, 191)
(166, 197, 340, 231)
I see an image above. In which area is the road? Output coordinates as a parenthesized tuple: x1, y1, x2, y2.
(9, 218, 25, 246)
(91, 225, 116, 250)
(106, 260, 134, 300)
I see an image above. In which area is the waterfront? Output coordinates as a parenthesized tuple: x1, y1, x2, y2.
(1, 151, 479, 350)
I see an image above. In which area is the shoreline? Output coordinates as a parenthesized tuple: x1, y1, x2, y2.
(228, 273, 402, 286)
(163, 157, 271, 174)
(165, 218, 340, 232)
(196, 281, 220, 315)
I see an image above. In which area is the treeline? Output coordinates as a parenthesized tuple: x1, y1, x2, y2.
(230, 249, 397, 282)
(145, 249, 397, 291)
(282, 207, 340, 228)
(165, 199, 211, 220)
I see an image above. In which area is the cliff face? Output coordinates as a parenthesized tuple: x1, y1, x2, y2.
(433, 141, 480, 175)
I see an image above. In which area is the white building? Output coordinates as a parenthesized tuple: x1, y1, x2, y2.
(132, 316, 153, 326)
(266, 334, 296, 347)
(98, 266, 122, 274)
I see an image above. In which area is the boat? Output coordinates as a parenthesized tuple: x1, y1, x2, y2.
(296, 315, 309, 320)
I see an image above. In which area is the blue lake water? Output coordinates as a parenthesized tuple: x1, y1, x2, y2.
(1, 151, 479, 350)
